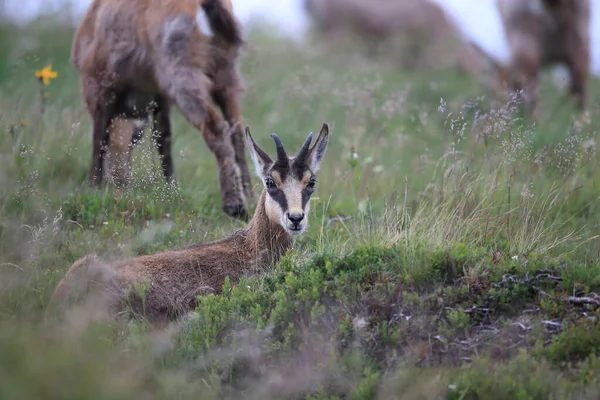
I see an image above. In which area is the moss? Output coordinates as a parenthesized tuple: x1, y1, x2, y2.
(440, 307, 472, 338)
(428, 242, 487, 282)
(539, 319, 600, 366)
(353, 368, 380, 400)
(447, 351, 579, 400)
(561, 263, 600, 294)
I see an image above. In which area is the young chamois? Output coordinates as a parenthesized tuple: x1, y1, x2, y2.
(50, 124, 330, 326)
(496, 0, 590, 113)
(72, 0, 252, 218)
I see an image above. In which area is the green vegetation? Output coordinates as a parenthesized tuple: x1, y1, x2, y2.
(1, 18, 600, 399)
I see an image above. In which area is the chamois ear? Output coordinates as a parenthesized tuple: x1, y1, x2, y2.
(245, 126, 273, 180)
(307, 123, 330, 173)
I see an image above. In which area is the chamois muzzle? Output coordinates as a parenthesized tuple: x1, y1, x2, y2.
(286, 212, 305, 231)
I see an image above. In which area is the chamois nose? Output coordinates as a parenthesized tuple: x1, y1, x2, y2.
(287, 212, 305, 225)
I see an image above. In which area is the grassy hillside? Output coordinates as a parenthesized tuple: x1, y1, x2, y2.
(1, 18, 600, 399)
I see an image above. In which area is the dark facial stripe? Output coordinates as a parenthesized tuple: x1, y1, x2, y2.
(301, 189, 311, 209)
(292, 161, 310, 181)
(270, 158, 314, 182)
(268, 189, 288, 212)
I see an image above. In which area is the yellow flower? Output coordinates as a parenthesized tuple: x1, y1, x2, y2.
(20, 119, 27, 127)
(35, 64, 58, 86)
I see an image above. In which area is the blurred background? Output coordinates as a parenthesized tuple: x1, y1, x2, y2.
(3, 0, 600, 74)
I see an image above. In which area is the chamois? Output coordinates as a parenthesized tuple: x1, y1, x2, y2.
(50, 124, 330, 326)
(303, 0, 485, 74)
(71, 0, 252, 218)
(496, 0, 590, 112)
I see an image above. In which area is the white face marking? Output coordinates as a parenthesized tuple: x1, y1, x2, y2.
(282, 178, 310, 236)
(265, 171, 312, 236)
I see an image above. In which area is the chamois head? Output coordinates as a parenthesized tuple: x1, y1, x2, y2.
(245, 123, 330, 236)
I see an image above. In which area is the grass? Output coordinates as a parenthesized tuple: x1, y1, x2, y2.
(1, 17, 600, 399)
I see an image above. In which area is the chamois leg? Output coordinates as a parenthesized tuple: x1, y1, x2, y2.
(165, 74, 247, 218)
(156, 14, 246, 218)
(152, 96, 175, 181)
(106, 116, 135, 187)
(201, 105, 248, 219)
(89, 108, 114, 186)
(565, 38, 589, 112)
(512, 45, 541, 117)
(82, 77, 117, 186)
(212, 89, 253, 201)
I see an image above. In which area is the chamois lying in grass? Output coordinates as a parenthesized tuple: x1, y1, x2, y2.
(72, 0, 252, 218)
(50, 124, 330, 326)
(496, 0, 590, 113)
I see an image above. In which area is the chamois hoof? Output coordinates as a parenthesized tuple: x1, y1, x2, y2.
(224, 204, 247, 220)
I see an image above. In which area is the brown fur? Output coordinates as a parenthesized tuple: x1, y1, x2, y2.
(51, 192, 290, 326)
(496, 0, 590, 113)
(49, 124, 330, 326)
(303, 0, 486, 74)
(71, 0, 252, 218)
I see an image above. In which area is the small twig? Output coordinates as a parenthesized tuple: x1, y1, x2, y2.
(432, 335, 446, 344)
(535, 273, 563, 282)
(567, 295, 600, 307)
(583, 312, 597, 322)
(506, 340, 525, 350)
(533, 287, 552, 298)
(511, 322, 532, 331)
(68, 220, 84, 229)
(476, 325, 500, 334)
(0, 262, 24, 271)
(326, 216, 352, 227)
(339, 301, 353, 316)
(465, 305, 490, 313)
(541, 320, 562, 329)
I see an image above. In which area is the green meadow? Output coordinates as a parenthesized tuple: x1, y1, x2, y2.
(1, 17, 600, 399)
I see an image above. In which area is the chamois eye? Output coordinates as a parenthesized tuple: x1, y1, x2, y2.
(307, 178, 316, 189)
(265, 178, 276, 190)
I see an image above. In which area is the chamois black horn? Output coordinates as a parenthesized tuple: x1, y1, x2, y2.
(295, 132, 313, 164)
(271, 133, 288, 165)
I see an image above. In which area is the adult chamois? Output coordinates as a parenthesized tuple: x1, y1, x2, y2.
(496, 0, 590, 113)
(303, 0, 485, 74)
(50, 124, 330, 326)
(72, 0, 252, 218)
